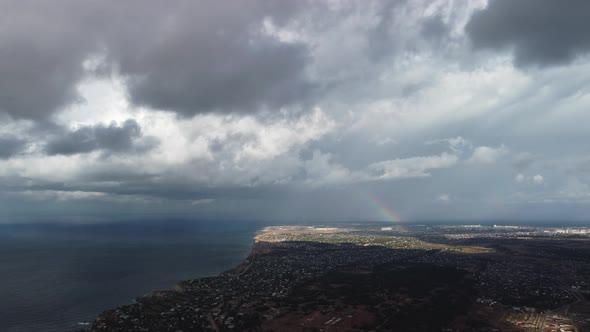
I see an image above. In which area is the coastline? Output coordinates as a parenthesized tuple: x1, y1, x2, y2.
(88, 233, 264, 330)
(87, 224, 590, 331)
(88, 224, 485, 329)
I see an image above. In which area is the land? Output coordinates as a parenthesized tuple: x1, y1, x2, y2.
(89, 224, 590, 331)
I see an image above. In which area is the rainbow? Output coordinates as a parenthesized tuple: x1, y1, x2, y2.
(360, 191, 402, 222)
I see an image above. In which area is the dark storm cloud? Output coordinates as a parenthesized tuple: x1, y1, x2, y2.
(105, 1, 313, 116)
(0, 1, 98, 119)
(0, 173, 290, 203)
(44, 120, 149, 156)
(466, 0, 590, 67)
(0, 0, 312, 119)
(0, 136, 26, 159)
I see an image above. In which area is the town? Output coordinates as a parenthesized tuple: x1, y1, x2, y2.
(89, 224, 590, 331)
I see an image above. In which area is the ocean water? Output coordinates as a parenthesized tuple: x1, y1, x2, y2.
(0, 219, 263, 332)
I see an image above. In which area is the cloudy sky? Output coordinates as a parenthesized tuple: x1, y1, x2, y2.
(1, 0, 590, 223)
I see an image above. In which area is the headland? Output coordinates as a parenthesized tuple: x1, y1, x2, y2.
(89, 224, 590, 331)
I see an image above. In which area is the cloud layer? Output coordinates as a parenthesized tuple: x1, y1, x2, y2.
(2, 0, 590, 223)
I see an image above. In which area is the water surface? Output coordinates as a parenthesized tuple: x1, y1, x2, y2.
(0, 220, 261, 332)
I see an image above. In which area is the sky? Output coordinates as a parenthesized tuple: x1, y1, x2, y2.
(1, 0, 590, 223)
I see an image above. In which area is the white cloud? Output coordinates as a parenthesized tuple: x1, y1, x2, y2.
(191, 199, 214, 206)
(370, 137, 397, 146)
(436, 194, 451, 202)
(514, 173, 545, 185)
(533, 174, 544, 184)
(426, 136, 472, 154)
(20, 190, 107, 202)
(302, 151, 357, 186)
(303, 151, 461, 186)
(469, 145, 508, 164)
(235, 108, 335, 161)
(367, 153, 458, 180)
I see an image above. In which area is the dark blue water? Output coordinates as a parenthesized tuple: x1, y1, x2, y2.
(0, 219, 263, 332)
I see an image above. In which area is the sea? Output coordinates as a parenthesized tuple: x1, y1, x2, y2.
(0, 219, 267, 332)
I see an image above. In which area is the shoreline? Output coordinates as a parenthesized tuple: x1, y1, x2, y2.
(88, 234, 264, 329)
(87, 224, 590, 331)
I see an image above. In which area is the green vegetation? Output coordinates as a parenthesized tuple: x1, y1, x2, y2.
(260, 231, 490, 253)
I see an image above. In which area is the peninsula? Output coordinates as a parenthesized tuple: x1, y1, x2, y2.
(89, 224, 590, 331)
